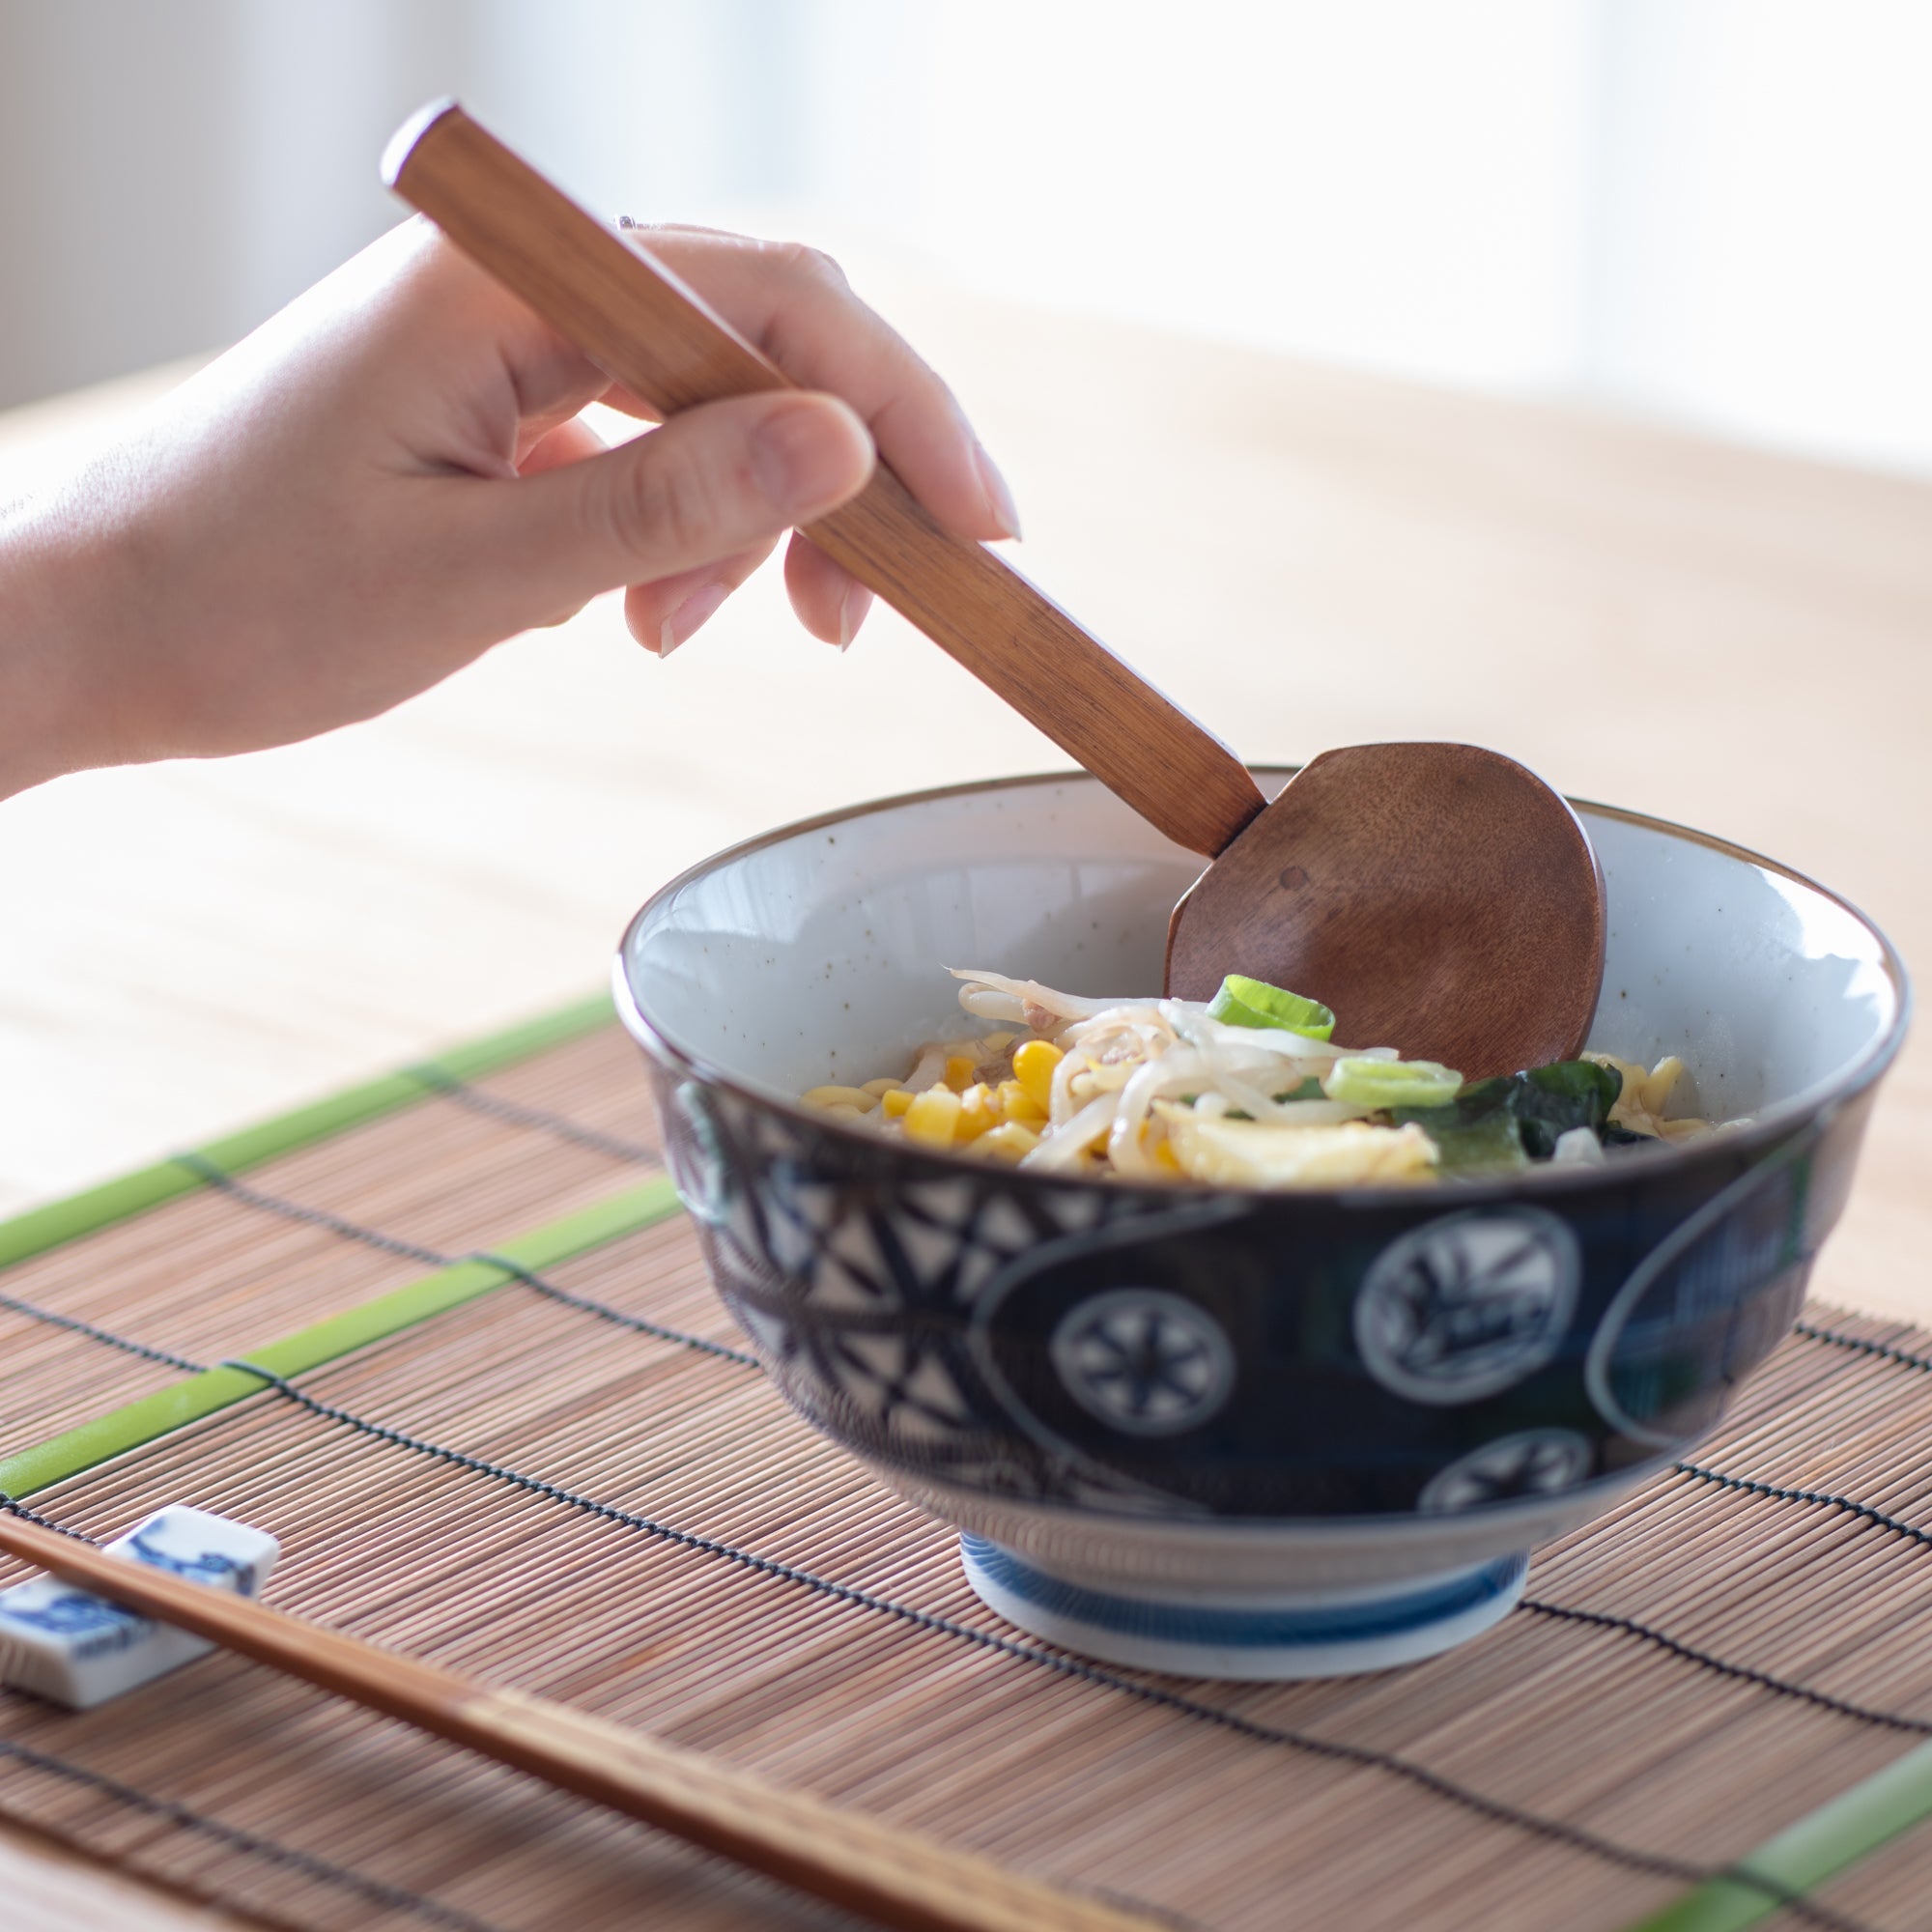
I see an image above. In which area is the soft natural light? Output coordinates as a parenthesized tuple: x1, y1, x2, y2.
(3, 0, 1930, 471)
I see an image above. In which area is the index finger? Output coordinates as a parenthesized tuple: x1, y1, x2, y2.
(607, 224, 1019, 544)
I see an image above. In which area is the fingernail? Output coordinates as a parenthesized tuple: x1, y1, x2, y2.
(753, 397, 870, 517)
(974, 441, 1021, 541)
(837, 582, 873, 652)
(657, 582, 728, 658)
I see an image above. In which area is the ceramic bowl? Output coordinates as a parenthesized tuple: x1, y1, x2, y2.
(614, 772, 1908, 1679)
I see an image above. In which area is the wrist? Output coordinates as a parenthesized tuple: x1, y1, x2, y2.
(0, 497, 119, 797)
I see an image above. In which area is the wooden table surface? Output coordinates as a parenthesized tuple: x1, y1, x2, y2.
(1, 258, 1926, 1925)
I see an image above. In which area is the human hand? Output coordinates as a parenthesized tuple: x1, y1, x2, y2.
(0, 217, 1019, 796)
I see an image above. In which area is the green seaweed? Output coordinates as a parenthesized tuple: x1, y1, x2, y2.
(1512, 1059, 1623, 1157)
(1394, 1059, 1623, 1173)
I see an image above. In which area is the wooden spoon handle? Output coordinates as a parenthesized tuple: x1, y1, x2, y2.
(382, 100, 1264, 858)
(0, 1515, 1157, 1932)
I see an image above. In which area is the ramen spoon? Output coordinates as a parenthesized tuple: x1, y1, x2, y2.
(384, 101, 1604, 1079)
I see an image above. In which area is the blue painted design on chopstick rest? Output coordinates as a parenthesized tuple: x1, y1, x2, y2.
(0, 1505, 279, 1709)
(1, 1587, 148, 1656)
(125, 1518, 262, 1591)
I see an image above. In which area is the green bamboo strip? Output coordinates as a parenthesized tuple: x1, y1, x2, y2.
(1629, 1737, 1932, 1931)
(0, 1176, 682, 1499)
(0, 992, 615, 1273)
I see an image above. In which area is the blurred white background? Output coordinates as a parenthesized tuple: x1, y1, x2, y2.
(2, 0, 1930, 472)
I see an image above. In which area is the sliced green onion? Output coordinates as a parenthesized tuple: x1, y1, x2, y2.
(1207, 975, 1336, 1040)
(1322, 1057, 1463, 1109)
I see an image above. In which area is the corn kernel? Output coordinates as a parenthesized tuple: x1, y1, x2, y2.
(880, 1088, 915, 1119)
(1152, 1139, 1182, 1176)
(997, 1080, 1046, 1125)
(802, 1085, 878, 1112)
(944, 1055, 978, 1093)
(978, 1122, 1040, 1162)
(1012, 1039, 1063, 1112)
(956, 1083, 1000, 1142)
(861, 1077, 900, 1098)
(903, 1089, 963, 1147)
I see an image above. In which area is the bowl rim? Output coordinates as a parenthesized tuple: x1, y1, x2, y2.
(614, 768, 1913, 1208)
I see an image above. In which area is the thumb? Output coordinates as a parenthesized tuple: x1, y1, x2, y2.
(458, 390, 874, 628)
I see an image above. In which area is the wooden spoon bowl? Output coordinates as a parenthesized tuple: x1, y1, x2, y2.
(1167, 743, 1605, 1076)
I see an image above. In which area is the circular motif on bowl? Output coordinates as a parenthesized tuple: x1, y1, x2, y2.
(1049, 1288, 1236, 1436)
(1418, 1429, 1594, 1513)
(1584, 1139, 1814, 1450)
(1354, 1208, 1579, 1405)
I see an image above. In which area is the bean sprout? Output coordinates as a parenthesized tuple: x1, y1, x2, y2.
(802, 968, 1715, 1186)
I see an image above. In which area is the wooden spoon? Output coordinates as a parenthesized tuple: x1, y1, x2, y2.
(383, 102, 1604, 1078)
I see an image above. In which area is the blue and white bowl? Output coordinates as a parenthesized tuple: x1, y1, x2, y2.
(615, 772, 1908, 1679)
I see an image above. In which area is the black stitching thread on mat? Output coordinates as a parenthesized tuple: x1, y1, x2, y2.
(0, 1492, 97, 1544)
(212, 1361, 1867, 1931)
(473, 1252, 755, 1366)
(1, 1132, 1912, 1922)
(4, 1492, 1188, 1932)
(172, 1152, 448, 1268)
(0, 1491, 505, 1932)
(11, 1201, 1913, 1753)
(1519, 1598, 1932, 1737)
(160, 1161, 1932, 1747)
(0, 1735, 508, 1932)
(0, 1292, 204, 1374)
(0, 1163, 1916, 1917)
(0, 1186, 1897, 1918)
(11, 1223, 1916, 1793)
(406, 1065, 659, 1167)
(173, 1152, 753, 1365)
(0, 1284, 1904, 1914)
(1795, 1321, 1932, 1378)
(0, 1736, 1190, 1932)
(1675, 1462, 1932, 1553)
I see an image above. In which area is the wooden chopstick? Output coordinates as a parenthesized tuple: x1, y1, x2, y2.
(0, 1515, 1160, 1932)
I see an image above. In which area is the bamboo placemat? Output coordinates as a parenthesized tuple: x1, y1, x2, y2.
(5, 1001, 1932, 1932)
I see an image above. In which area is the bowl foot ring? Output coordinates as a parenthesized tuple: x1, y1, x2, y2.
(959, 1535, 1528, 1680)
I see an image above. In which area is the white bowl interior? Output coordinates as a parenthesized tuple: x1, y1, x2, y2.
(622, 776, 1900, 1127)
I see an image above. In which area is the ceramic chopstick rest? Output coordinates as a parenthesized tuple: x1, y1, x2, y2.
(0, 1506, 279, 1709)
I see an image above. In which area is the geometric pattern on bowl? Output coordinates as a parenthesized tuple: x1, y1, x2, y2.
(619, 771, 1908, 1675)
